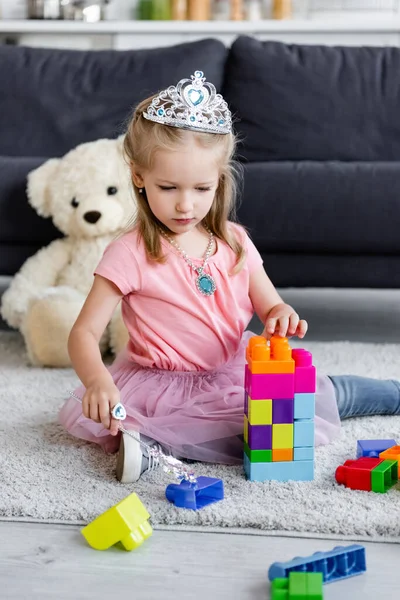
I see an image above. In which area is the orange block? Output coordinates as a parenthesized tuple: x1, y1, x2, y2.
(272, 448, 293, 462)
(246, 335, 295, 374)
(379, 446, 400, 477)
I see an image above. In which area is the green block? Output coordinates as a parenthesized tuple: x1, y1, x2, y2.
(306, 573, 323, 599)
(244, 442, 272, 463)
(271, 573, 324, 600)
(371, 459, 398, 493)
(271, 578, 289, 600)
(288, 572, 307, 599)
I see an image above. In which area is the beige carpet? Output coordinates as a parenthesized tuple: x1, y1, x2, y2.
(1, 331, 399, 541)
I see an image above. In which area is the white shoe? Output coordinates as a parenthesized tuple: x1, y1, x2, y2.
(116, 431, 163, 483)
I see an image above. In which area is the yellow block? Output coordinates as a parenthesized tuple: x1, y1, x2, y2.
(272, 424, 293, 449)
(81, 493, 152, 551)
(380, 446, 400, 477)
(248, 397, 272, 425)
(244, 415, 249, 444)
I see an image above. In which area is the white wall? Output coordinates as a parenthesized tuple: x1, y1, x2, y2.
(0, 0, 27, 19)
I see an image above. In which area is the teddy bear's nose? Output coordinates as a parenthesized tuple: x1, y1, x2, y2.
(84, 211, 102, 224)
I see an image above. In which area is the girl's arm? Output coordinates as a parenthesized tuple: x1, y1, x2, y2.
(249, 266, 308, 339)
(68, 274, 124, 434)
(68, 274, 123, 384)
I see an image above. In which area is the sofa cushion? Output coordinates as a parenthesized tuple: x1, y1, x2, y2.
(0, 156, 62, 275)
(260, 254, 400, 289)
(0, 39, 227, 158)
(238, 161, 400, 255)
(224, 36, 400, 162)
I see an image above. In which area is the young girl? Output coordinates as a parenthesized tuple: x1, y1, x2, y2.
(59, 71, 400, 483)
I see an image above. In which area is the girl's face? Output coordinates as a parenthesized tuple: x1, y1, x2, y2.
(132, 136, 220, 236)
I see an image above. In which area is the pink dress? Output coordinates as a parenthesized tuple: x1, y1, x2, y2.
(59, 224, 341, 463)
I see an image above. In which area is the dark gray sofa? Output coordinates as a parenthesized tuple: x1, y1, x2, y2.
(1, 34, 399, 308)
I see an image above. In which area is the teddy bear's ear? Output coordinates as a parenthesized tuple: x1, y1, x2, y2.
(116, 134, 125, 153)
(27, 158, 60, 218)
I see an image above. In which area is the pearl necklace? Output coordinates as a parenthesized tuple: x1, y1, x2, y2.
(159, 226, 217, 297)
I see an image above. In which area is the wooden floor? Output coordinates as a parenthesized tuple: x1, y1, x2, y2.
(1, 522, 399, 599)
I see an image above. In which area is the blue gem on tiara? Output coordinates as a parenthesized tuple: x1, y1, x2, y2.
(188, 89, 204, 106)
(143, 71, 232, 135)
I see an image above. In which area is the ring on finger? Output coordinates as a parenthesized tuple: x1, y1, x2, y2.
(111, 402, 127, 421)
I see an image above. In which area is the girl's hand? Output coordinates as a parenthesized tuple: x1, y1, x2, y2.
(82, 374, 121, 436)
(262, 303, 308, 340)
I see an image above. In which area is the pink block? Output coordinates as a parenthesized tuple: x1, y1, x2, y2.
(246, 368, 295, 400)
(245, 364, 249, 392)
(292, 349, 316, 393)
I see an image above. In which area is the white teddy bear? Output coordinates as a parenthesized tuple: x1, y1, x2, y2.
(1, 137, 134, 367)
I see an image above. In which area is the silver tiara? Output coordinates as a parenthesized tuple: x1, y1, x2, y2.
(143, 70, 232, 135)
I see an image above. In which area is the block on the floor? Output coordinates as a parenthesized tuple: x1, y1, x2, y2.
(379, 446, 400, 477)
(356, 438, 397, 458)
(370, 459, 398, 493)
(81, 493, 152, 551)
(165, 476, 224, 510)
(268, 544, 366, 583)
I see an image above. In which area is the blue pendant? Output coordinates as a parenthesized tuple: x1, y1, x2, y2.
(196, 273, 216, 296)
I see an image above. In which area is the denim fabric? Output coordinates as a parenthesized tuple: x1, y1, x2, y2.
(329, 375, 400, 419)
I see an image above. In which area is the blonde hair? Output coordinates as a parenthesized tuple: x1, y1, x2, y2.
(123, 94, 246, 270)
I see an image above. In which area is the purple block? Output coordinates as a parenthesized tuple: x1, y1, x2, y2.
(246, 367, 295, 400)
(273, 398, 294, 424)
(292, 350, 316, 393)
(248, 424, 272, 450)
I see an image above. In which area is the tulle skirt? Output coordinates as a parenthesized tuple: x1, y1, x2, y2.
(59, 331, 340, 465)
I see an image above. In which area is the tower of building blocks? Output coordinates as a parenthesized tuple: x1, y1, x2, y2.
(244, 335, 316, 482)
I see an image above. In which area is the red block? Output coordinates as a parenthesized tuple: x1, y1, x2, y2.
(335, 457, 383, 491)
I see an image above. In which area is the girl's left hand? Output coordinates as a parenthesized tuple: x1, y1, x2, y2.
(262, 303, 308, 340)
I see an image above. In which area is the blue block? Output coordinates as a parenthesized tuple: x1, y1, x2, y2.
(165, 477, 224, 510)
(294, 447, 314, 461)
(294, 420, 314, 447)
(244, 455, 314, 482)
(294, 393, 315, 420)
(268, 544, 366, 584)
(356, 439, 397, 458)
